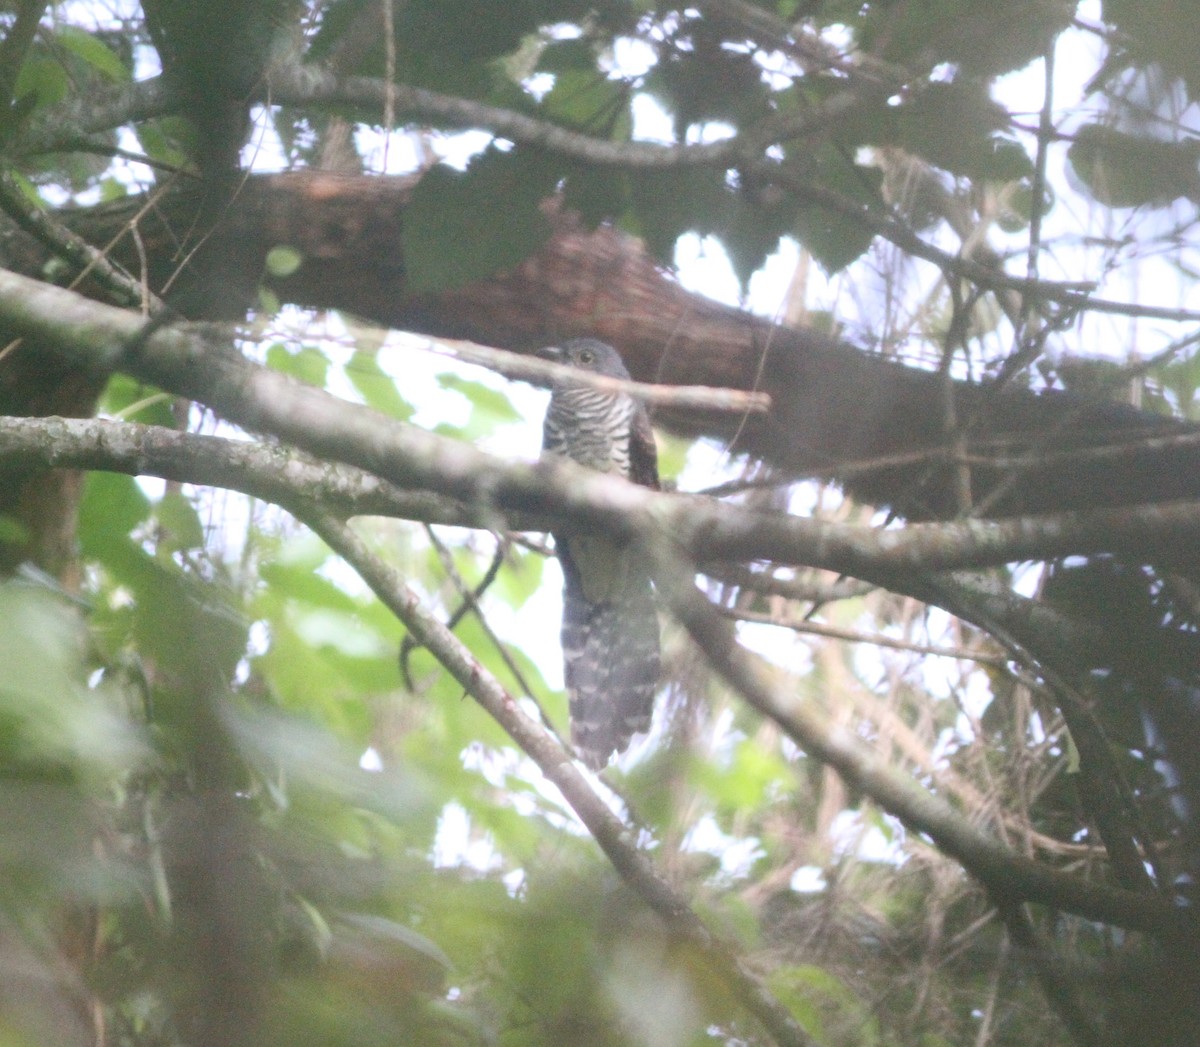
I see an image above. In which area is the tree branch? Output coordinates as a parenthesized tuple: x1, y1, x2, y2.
(0, 274, 1197, 583)
(428, 338, 772, 414)
(0, 416, 472, 525)
(0, 317, 1184, 939)
(0, 171, 161, 311)
(302, 508, 817, 1047)
(16, 75, 170, 157)
(265, 60, 859, 173)
(643, 540, 1192, 941)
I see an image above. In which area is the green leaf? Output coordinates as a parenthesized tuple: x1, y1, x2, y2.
(787, 147, 882, 274)
(625, 166, 733, 266)
(55, 25, 130, 81)
(0, 517, 30, 545)
(155, 491, 205, 552)
(860, 0, 1071, 78)
(537, 43, 631, 140)
(346, 350, 416, 420)
(258, 286, 282, 314)
(491, 544, 544, 611)
(1157, 352, 1200, 417)
(99, 373, 176, 427)
(643, 22, 771, 139)
(1103, 0, 1200, 102)
(135, 119, 193, 171)
(266, 343, 330, 388)
(436, 372, 521, 439)
(561, 163, 628, 229)
(692, 738, 795, 817)
(13, 54, 69, 109)
(265, 245, 304, 278)
(402, 148, 557, 293)
(0, 584, 128, 769)
(889, 82, 1024, 179)
(1067, 124, 1200, 208)
(79, 473, 151, 559)
(769, 964, 880, 1045)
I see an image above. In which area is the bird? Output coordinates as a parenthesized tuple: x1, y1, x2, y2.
(541, 338, 661, 769)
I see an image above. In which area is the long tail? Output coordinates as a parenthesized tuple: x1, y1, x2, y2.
(559, 549, 660, 770)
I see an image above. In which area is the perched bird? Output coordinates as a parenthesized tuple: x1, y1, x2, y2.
(541, 339, 661, 769)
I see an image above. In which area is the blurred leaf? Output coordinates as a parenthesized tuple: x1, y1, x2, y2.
(403, 148, 557, 292)
(889, 82, 1028, 179)
(0, 583, 144, 776)
(346, 350, 415, 420)
(266, 245, 305, 278)
(538, 41, 632, 141)
(860, 0, 1072, 77)
(13, 54, 69, 109)
(769, 964, 880, 1045)
(1068, 124, 1200, 208)
(625, 166, 731, 267)
(785, 143, 882, 274)
(644, 21, 771, 139)
(79, 472, 151, 557)
(692, 738, 795, 819)
(435, 372, 521, 440)
(1158, 352, 1200, 417)
(267, 343, 331, 388)
(0, 517, 30, 545)
(54, 25, 130, 81)
(99, 373, 177, 427)
(491, 544, 544, 611)
(155, 491, 205, 552)
(1102, 0, 1200, 102)
(135, 118, 193, 171)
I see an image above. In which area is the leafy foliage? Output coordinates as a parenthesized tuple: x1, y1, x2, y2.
(0, 2, 1198, 1046)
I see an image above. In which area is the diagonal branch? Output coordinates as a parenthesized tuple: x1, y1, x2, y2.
(0, 171, 161, 311)
(642, 539, 1193, 942)
(301, 508, 817, 1047)
(0, 417, 1180, 937)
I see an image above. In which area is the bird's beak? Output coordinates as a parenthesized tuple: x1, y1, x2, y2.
(536, 344, 563, 362)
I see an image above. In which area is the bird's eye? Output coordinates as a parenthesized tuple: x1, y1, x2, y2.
(578, 348, 594, 364)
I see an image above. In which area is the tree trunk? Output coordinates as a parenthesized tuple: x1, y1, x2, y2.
(1, 170, 1196, 525)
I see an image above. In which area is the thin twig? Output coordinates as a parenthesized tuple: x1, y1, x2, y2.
(419, 337, 773, 413)
(421, 525, 565, 743)
(643, 538, 1191, 940)
(719, 604, 1010, 668)
(0, 171, 161, 311)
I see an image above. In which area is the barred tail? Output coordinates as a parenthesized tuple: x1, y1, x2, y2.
(559, 549, 660, 770)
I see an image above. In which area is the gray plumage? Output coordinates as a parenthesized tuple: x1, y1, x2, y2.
(542, 339, 660, 769)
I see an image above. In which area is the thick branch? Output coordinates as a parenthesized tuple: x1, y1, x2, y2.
(0, 276, 1198, 582)
(4, 172, 1199, 518)
(0, 416, 467, 524)
(17, 75, 170, 156)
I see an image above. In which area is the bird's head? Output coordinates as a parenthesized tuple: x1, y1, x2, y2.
(541, 338, 633, 382)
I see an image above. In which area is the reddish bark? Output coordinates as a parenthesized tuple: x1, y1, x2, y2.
(1, 170, 1197, 534)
